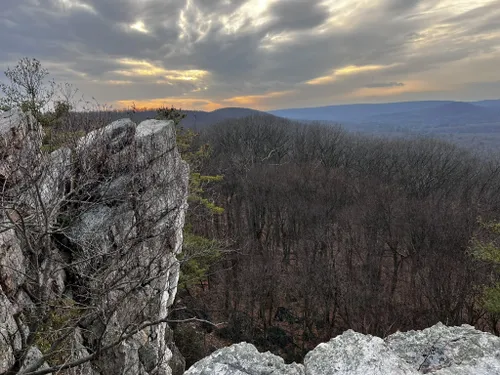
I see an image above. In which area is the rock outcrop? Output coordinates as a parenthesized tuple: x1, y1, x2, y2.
(185, 323, 500, 375)
(184, 343, 305, 375)
(0, 109, 189, 374)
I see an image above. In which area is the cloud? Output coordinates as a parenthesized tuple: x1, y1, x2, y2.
(0, 0, 499, 110)
(305, 64, 399, 85)
(365, 82, 405, 88)
(129, 20, 149, 34)
(222, 90, 296, 107)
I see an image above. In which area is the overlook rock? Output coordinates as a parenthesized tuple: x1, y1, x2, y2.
(185, 323, 500, 375)
(0, 109, 189, 375)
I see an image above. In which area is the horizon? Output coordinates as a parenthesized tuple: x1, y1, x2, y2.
(144, 98, 500, 113)
(1, 1, 499, 111)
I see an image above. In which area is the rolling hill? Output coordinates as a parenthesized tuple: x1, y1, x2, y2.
(269, 99, 500, 153)
(112, 107, 268, 130)
(269, 100, 500, 127)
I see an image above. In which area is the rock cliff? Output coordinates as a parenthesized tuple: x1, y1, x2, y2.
(3, 108, 500, 375)
(185, 323, 500, 375)
(0, 109, 189, 375)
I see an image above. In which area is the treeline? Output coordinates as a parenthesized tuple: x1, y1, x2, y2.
(177, 114, 500, 363)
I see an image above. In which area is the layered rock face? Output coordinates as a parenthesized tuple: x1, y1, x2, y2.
(0, 109, 189, 374)
(185, 323, 500, 375)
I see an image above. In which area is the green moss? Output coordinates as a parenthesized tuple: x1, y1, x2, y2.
(33, 298, 84, 365)
(41, 126, 85, 152)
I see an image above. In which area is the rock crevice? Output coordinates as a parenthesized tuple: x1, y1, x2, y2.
(0, 109, 189, 375)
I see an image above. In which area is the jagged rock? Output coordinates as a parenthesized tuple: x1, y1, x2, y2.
(69, 118, 188, 375)
(386, 322, 500, 374)
(39, 147, 72, 209)
(165, 325, 186, 375)
(0, 228, 25, 295)
(185, 324, 500, 375)
(135, 119, 176, 160)
(168, 344, 186, 375)
(0, 108, 42, 185)
(0, 109, 189, 375)
(0, 287, 21, 374)
(304, 330, 416, 375)
(65, 327, 98, 375)
(183, 342, 305, 375)
(77, 118, 136, 153)
(18, 346, 50, 373)
(93, 329, 149, 375)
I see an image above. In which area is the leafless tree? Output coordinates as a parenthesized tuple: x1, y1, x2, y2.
(186, 116, 500, 362)
(0, 105, 191, 375)
(0, 58, 55, 122)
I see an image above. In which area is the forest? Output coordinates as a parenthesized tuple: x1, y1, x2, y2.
(1, 58, 500, 371)
(173, 113, 500, 366)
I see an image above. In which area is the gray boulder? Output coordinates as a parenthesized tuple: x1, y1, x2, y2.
(386, 322, 500, 374)
(0, 110, 189, 375)
(304, 330, 416, 375)
(0, 108, 42, 185)
(0, 288, 21, 373)
(185, 323, 500, 375)
(184, 342, 305, 375)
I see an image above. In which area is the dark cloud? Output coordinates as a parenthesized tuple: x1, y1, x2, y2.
(0, 0, 499, 109)
(382, 0, 423, 14)
(191, 0, 248, 14)
(266, 0, 330, 31)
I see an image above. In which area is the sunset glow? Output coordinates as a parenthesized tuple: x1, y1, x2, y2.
(1, 0, 498, 110)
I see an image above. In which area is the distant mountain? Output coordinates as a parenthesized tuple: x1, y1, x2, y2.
(367, 101, 500, 127)
(268, 99, 500, 154)
(269, 100, 500, 128)
(184, 107, 269, 130)
(269, 101, 451, 123)
(473, 99, 500, 109)
(112, 107, 268, 130)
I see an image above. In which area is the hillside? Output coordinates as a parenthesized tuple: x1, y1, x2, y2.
(269, 101, 450, 123)
(169, 114, 500, 368)
(112, 107, 269, 130)
(269, 100, 500, 126)
(269, 100, 500, 153)
(367, 101, 500, 127)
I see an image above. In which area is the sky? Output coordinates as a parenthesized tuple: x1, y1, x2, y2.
(0, 0, 499, 111)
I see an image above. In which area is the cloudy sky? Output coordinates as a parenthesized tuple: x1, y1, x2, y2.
(1, 0, 499, 111)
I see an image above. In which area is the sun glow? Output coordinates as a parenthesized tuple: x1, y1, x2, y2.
(114, 58, 209, 81)
(116, 98, 222, 112)
(305, 64, 397, 85)
(220, 0, 277, 34)
(130, 20, 149, 34)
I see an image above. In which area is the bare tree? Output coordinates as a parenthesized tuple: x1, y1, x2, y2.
(0, 100, 190, 374)
(0, 58, 55, 123)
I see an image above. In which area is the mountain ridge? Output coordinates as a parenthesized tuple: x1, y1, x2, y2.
(268, 99, 500, 125)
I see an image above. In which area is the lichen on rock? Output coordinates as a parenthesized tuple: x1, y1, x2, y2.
(185, 323, 500, 375)
(0, 109, 189, 375)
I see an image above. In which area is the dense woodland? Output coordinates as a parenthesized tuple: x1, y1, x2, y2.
(171, 114, 500, 365)
(3, 57, 500, 374)
(3, 67, 500, 364)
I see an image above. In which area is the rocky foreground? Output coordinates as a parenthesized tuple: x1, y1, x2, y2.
(2, 108, 500, 375)
(185, 323, 500, 375)
(1, 109, 189, 375)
